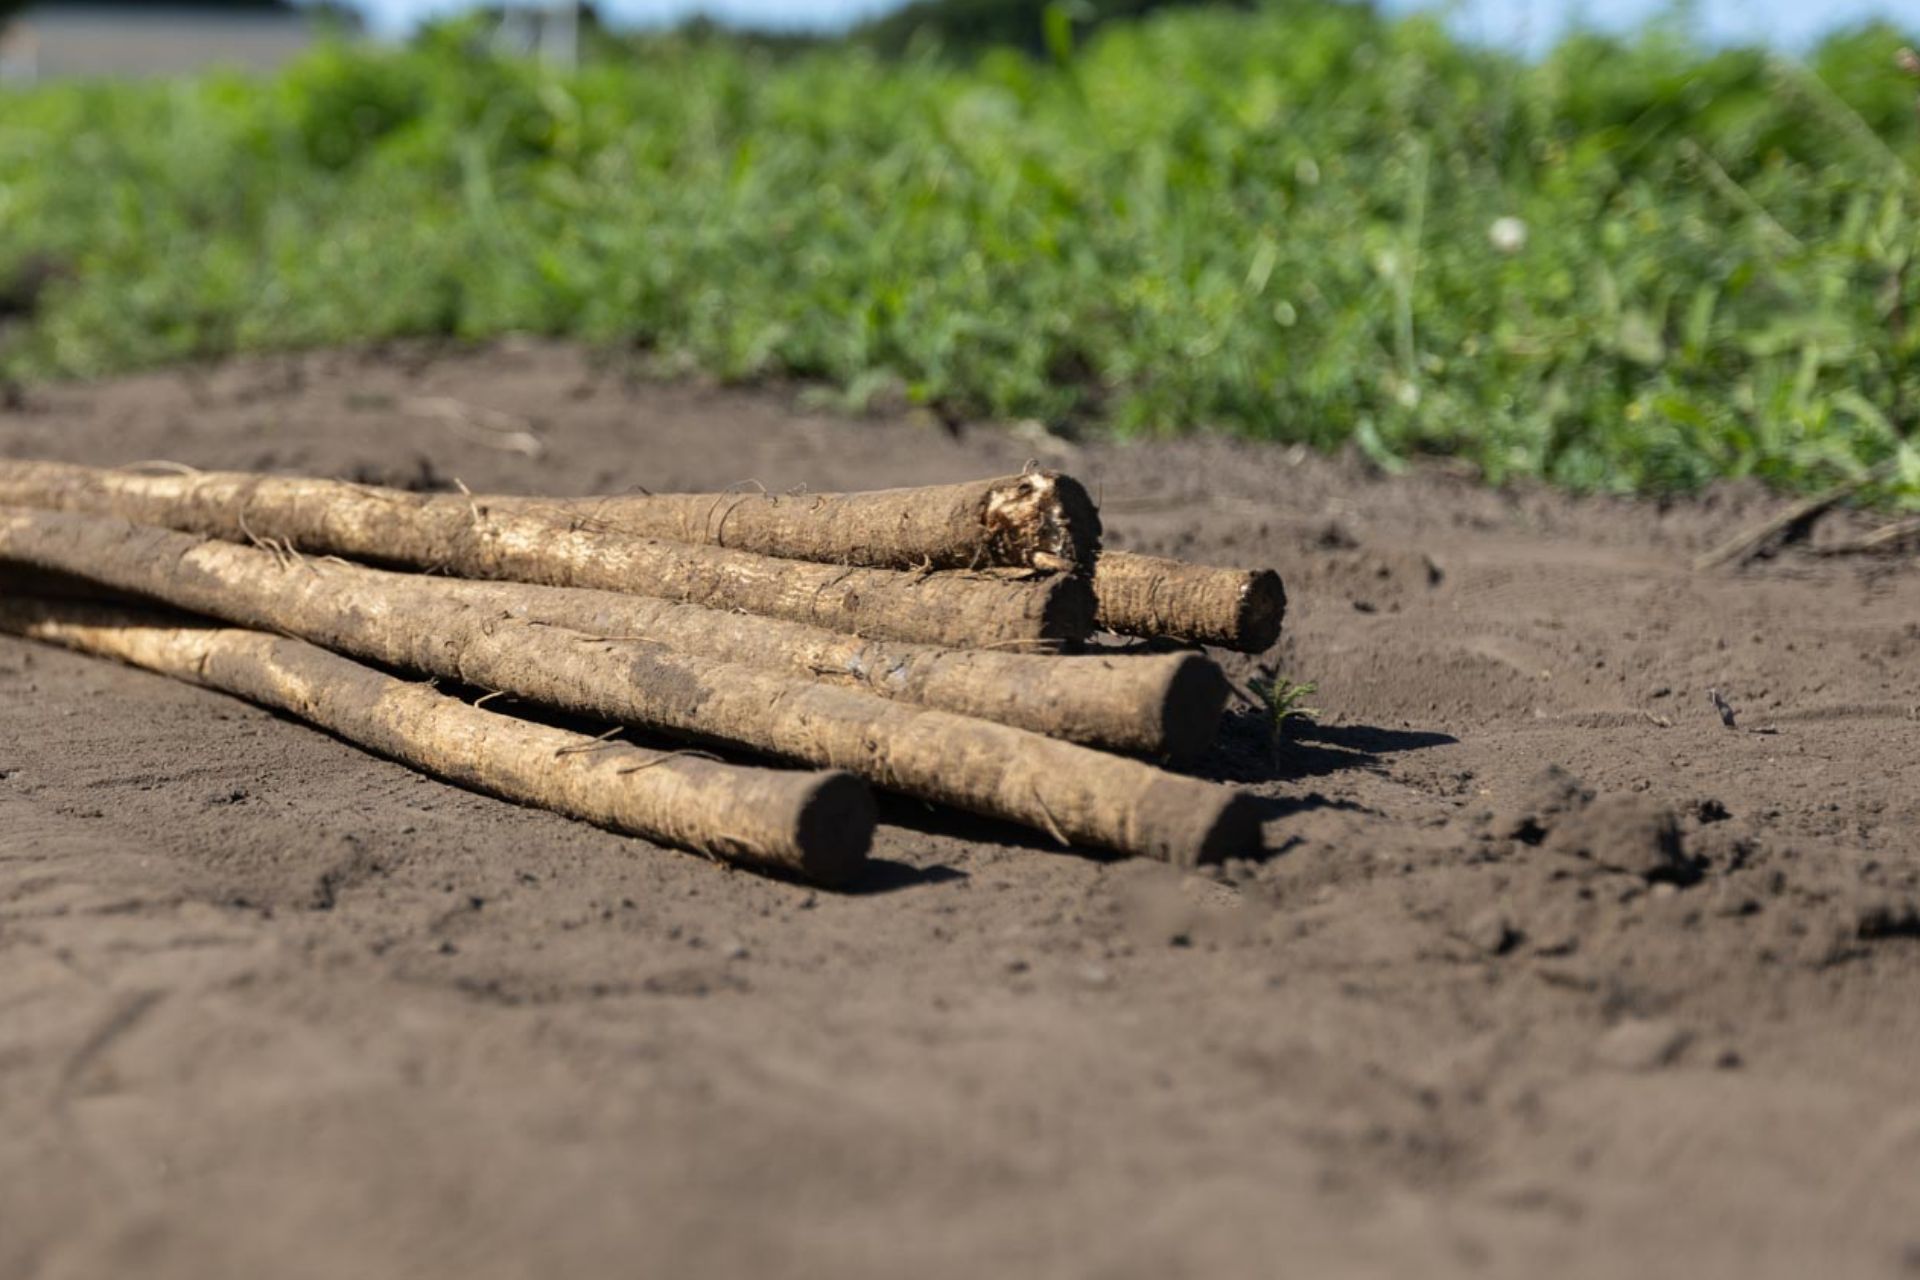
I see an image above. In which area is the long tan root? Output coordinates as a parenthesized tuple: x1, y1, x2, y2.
(404, 575, 1225, 757)
(496, 471, 1102, 573)
(1094, 550, 1287, 652)
(0, 594, 874, 885)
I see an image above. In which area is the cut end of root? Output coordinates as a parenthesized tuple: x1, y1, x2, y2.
(1158, 654, 1231, 760)
(982, 471, 1102, 572)
(1233, 569, 1288, 654)
(1133, 775, 1264, 867)
(1191, 792, 1266, 866)
(789, 769, 878, 888)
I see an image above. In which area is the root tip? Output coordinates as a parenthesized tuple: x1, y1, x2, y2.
(1137, 776, 1263, 868)
(1233, 569, 1288, 653)
(790, 770, 877, 888)
(1158, 654, 1231, 760)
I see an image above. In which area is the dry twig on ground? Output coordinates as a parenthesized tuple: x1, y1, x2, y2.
(1692, 463, 1892, 572)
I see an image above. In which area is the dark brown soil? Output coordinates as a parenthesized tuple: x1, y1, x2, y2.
(3, 341, 1918, 1279)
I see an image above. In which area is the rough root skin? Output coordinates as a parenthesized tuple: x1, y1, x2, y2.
(1094, 551, 1288, 653)
(459, 578, 1216, 755)
(0, 460, 1092, 650)
(11, 562, 1221, 755)
(0, 508, 1257, 865)
(0, 595, 875, 885)
(498, 471, 1103, 574)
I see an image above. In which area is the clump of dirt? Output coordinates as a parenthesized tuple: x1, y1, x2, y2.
(1489, 766, 1698, 883)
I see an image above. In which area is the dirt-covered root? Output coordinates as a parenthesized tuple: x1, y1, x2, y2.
(7, 559, 1218, 755)
(495, 471, 1102, 573)
(0, 509, 1259, 865)
(0, 595, 874, 885)
(1094, 551, 1287, 652)
(8, 558, 1225, 755)
(409, 578, 1224, 757)
(0, 460, 1092, 649)
(0, 510, 1220, 755)
(844, 645, 1227, 760)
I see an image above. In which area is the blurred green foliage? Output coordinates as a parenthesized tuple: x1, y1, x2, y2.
(1, 3, 1919, 496)
(854, 0, 1253, 59)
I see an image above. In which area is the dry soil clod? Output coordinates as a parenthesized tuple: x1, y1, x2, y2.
(0, 594, 875, 885)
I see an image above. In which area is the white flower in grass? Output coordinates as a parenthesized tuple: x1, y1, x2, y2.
(1488, 216, 1528, 255)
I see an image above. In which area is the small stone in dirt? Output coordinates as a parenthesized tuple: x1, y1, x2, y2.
(1594, 1018, 1693, 1071)
(1316, 521, 1360, 550)
(1005, 957, 1031, 974)
(1545, 794, 1698, 884)
(1080, 964, 1113, 987)
(1466, 906, 1523, 956)
(1691, 797, 1732, 824)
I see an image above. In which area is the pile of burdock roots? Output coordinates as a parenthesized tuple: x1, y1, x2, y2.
(0, 461, 1286, 886)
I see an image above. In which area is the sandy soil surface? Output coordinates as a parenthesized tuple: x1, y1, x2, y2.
(3, 341, 1918, 1280)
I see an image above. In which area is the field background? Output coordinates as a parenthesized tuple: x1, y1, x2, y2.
(3, 0, 1920, 497)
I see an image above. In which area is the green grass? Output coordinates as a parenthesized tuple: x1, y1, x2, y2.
(3, 4, 1920, 498)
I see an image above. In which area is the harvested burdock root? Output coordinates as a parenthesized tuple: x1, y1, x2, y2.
(0, 594, 874, 886)
(7, 554, 1225, 756)
(0, 509, 1261, 865)
(0, 460, 1091, 650)
(1095, 551, 1287, 652)
(494, 471, 1103, 573)
(398, 576, 1225, 758)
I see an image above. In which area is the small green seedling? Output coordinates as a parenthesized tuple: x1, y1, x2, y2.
(1251, 675, 1321, 749)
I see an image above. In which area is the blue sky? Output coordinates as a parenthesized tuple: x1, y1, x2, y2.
(348, 0, 1920, 50)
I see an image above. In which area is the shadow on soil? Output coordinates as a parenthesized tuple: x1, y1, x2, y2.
(860, 788, 1375, 891)
(838, 714, 1458, 892)
(844, 858, 970, 896)
(1192, 712, 1459, 785)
